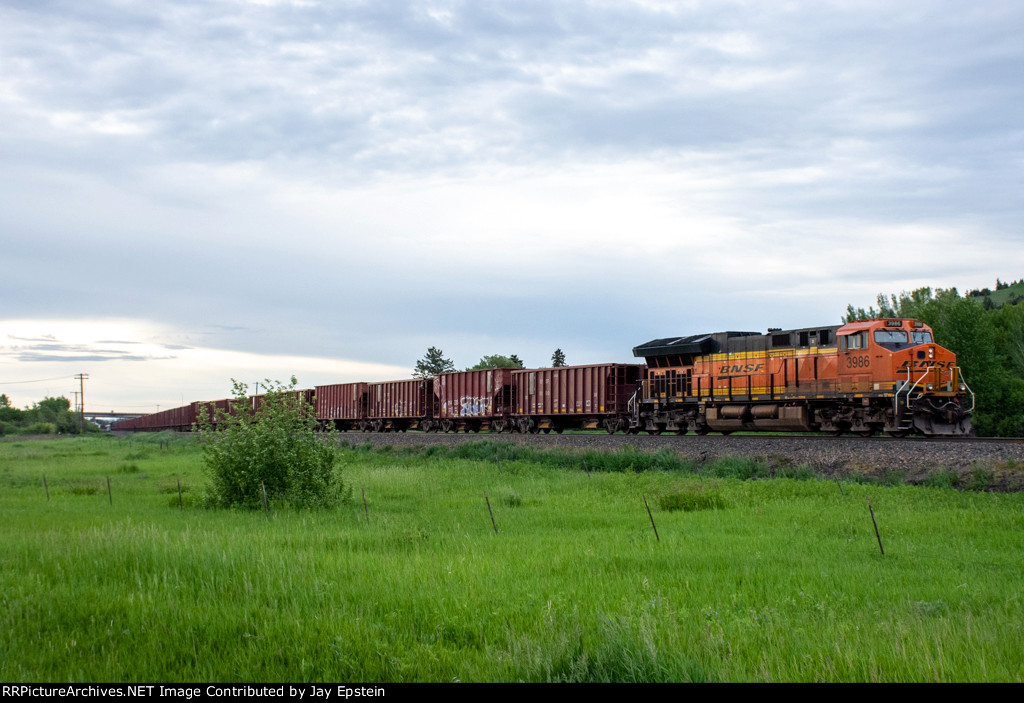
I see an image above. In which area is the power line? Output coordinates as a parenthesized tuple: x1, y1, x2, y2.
(0, 375, 75, 385)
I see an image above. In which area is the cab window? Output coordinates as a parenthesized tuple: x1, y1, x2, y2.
(841, 331, 867, 351)
(874, 329, 932, 351)
(873, 329, 909, 350)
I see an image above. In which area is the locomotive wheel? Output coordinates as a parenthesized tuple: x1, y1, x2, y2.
(855, 429, 874, 438)
(886, 429, 908, 438)
(674, 428, 688, 435)
(695, 426, 709, 436)
(647, 428, 663, 436)
(554, 427, 564, 434)
(542, 428, 551, 434)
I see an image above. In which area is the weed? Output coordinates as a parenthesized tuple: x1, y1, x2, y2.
(966, 465, 995, 491)
(923, 470, 960, 489)
(68, 484, 99, 496)
(658, 488, 725, 512)
(877, 469, 907, 487)
(498, 487, 523, 508)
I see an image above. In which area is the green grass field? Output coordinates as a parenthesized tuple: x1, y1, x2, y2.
(1, 434, 1022, 682)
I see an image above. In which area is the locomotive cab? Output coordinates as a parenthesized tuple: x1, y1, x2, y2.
(836, 319, 972, 435)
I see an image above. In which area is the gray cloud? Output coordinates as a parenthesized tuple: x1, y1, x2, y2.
(11, 353, 153, 363)
(0, 340, 176, 363)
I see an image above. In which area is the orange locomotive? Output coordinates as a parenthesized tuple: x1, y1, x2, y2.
(632, 318, 973, 437)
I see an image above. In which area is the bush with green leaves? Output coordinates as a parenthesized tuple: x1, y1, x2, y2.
(195, 378, 345, 508)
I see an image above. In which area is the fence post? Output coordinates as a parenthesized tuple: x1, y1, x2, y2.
(643, 495, 660, 542)
(485, 492, 498, 534)
(868, 498, 884, 555)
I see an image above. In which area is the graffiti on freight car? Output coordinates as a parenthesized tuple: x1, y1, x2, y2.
(459, 396, 491, 416)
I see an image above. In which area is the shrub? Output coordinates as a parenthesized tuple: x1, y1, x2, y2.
(196, 378, 345, 509)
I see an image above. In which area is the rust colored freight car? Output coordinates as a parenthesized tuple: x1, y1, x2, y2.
(431, 369, 515, 433)
(512, 364, 645, 433)
(195, 398, 237, 429)
(172, 401, 198, 430)
(315, 382, 369, 431)
(633, 318, 972, 436)
(112, 401, 197, 432)
(365, 378, 437, 432)
(251, 389, 315, 417)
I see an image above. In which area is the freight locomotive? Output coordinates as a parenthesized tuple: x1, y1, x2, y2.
(111, 318, 974, 437)
(633, 317, 972, 437)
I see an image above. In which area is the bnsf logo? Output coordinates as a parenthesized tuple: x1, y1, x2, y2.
(719, 363, 765, 374)
(899, 360, 949, 369)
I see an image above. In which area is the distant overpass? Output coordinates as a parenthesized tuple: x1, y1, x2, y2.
(84, 411, 147, 420)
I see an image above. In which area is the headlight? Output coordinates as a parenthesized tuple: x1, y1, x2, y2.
(959, 384, 966, 391)
(926, 383, 933, 391)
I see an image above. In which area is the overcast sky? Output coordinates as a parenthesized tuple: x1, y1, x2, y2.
(1, 0, 1022, 412)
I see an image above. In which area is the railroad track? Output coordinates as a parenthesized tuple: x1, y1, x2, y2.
(335, 430, 1024, 486)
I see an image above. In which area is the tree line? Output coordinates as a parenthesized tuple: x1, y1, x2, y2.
(845, 280, 1024, 436)
(413, 348, 568, 378)
(0, 395, 99, 436)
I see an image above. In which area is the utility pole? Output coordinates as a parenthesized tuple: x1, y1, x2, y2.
(74, 373, 88, 434)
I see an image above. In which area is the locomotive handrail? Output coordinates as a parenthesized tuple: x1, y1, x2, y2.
(953, 366, 976, 412)
(628, 388, 640, 427)
(894, 368, 912, 416)
(894, 366, 934, 417)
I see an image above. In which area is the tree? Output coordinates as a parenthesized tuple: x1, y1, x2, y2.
(0, 394, 20, 424)
(413, 347, 455, 378)
(196, 377, 345, 508)
(26, 396, 81, 434)
(843, 286, 1022, 436)
(468, 354, 525, 370)
(551, 349, 566, 367)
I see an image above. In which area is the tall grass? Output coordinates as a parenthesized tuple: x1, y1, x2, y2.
(1, 436, 1021, 682)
